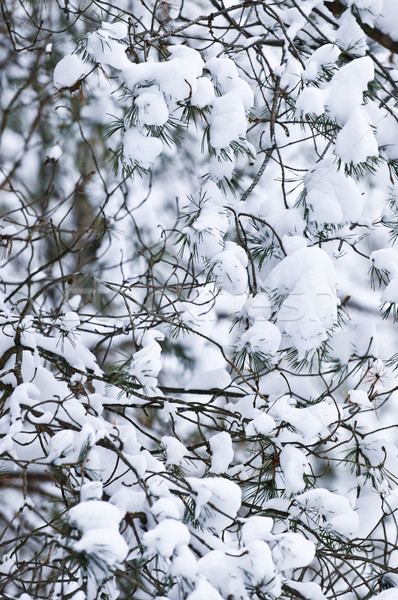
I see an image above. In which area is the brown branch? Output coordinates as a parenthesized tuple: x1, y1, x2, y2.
(324, 0, 398, 54)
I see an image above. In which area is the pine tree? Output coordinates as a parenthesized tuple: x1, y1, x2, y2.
(1, 1, 398, 599)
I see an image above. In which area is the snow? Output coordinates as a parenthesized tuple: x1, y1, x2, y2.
(285, 580, 327, 600)
(68, 500, 123, 533)
(209, 431, 233, 473)
(376, 0, 398, 42)
(279, 445, 309, 494)
(46, 144, 62, 161)
(53, 54, 89, 88)
(87, 29, 131, 70)
(261, 244, 339, 356)
(59, 310, 80, 332)
(197, 549, 244, 598)
(46, 429, 75, 464)
(187, 579, 224, 600)
(122, 45, 203, 103)
(143, 519, 190, 557)
(68, 500, 129, 580)
(329, 316, 378, 363)
(297, 55, 375, 133)
(235, 321, 281, 359)
(241, 516, 273, 544)
(161, 435, 187, 465)
(277, 267, 337, 356)
(128, 329, 164, 389)
(355, 490, 383, 538)
(73, 527, 128, 566)
(204, 56, 253, 150)
(370, 248, 398, 275)
(110, 488, 146, 515)
(151, 497, 181, 520)
(186, 368, 231, 391)
(7, 4, 398, 600)
(209, 92, 248, 150)
(191, 200, 229, 259)
(303, 159, 363, 224)
(8, 383, 39, 423)
(373, 590, 398, 600)
(296, 87, 328, 116)
(372, 109, 398, 160)
(169, 545, 197, 578)
(80, 481, 103, 501)
(271, 532, 315, 570)
(206, 57, 254, 108)
(295, 489, 359, 538)
(157, 45, 203, 101)
(346, 0, 382, 24)
(245, 412, 276, 437)
(190, 77, 215, 108)
(211, 241, 248, 295)
(123, 128, 163, 170)
(45, 423, 97, 466)
(187, 476, 241, 532)
(336, 11, 368, 55)
(241, 540, 277, 587)
(244, 293, 272, 321)
(135, 88, 169, 126)
(36, 332, 102, 375)
(283, 235, 307, 254)
(266, 247, 336, 295)
(335, 108, 378, 163)
(348, 389, 372, 409)
(382, 276, 398, 302)
(122, 60, 159, 90)
(302, 44, 340, 82)
(269, 396, 338, 442)
(101, 20, 128, 40)
(326, 57, 374, 124)
(209, 154, 235, 181)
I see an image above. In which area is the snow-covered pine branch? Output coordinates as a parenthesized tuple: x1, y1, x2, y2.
(1, 1, 398, 599)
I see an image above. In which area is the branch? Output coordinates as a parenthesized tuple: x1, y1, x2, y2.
(160, 385, 245, 397)
(281, 583, 311, 600)
(323, 0, 398, 54)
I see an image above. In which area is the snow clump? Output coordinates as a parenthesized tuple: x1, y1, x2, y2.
(68, 500, 129, 599)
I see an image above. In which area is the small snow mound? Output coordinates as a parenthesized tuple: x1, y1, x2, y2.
(54, 54, 89, 89)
